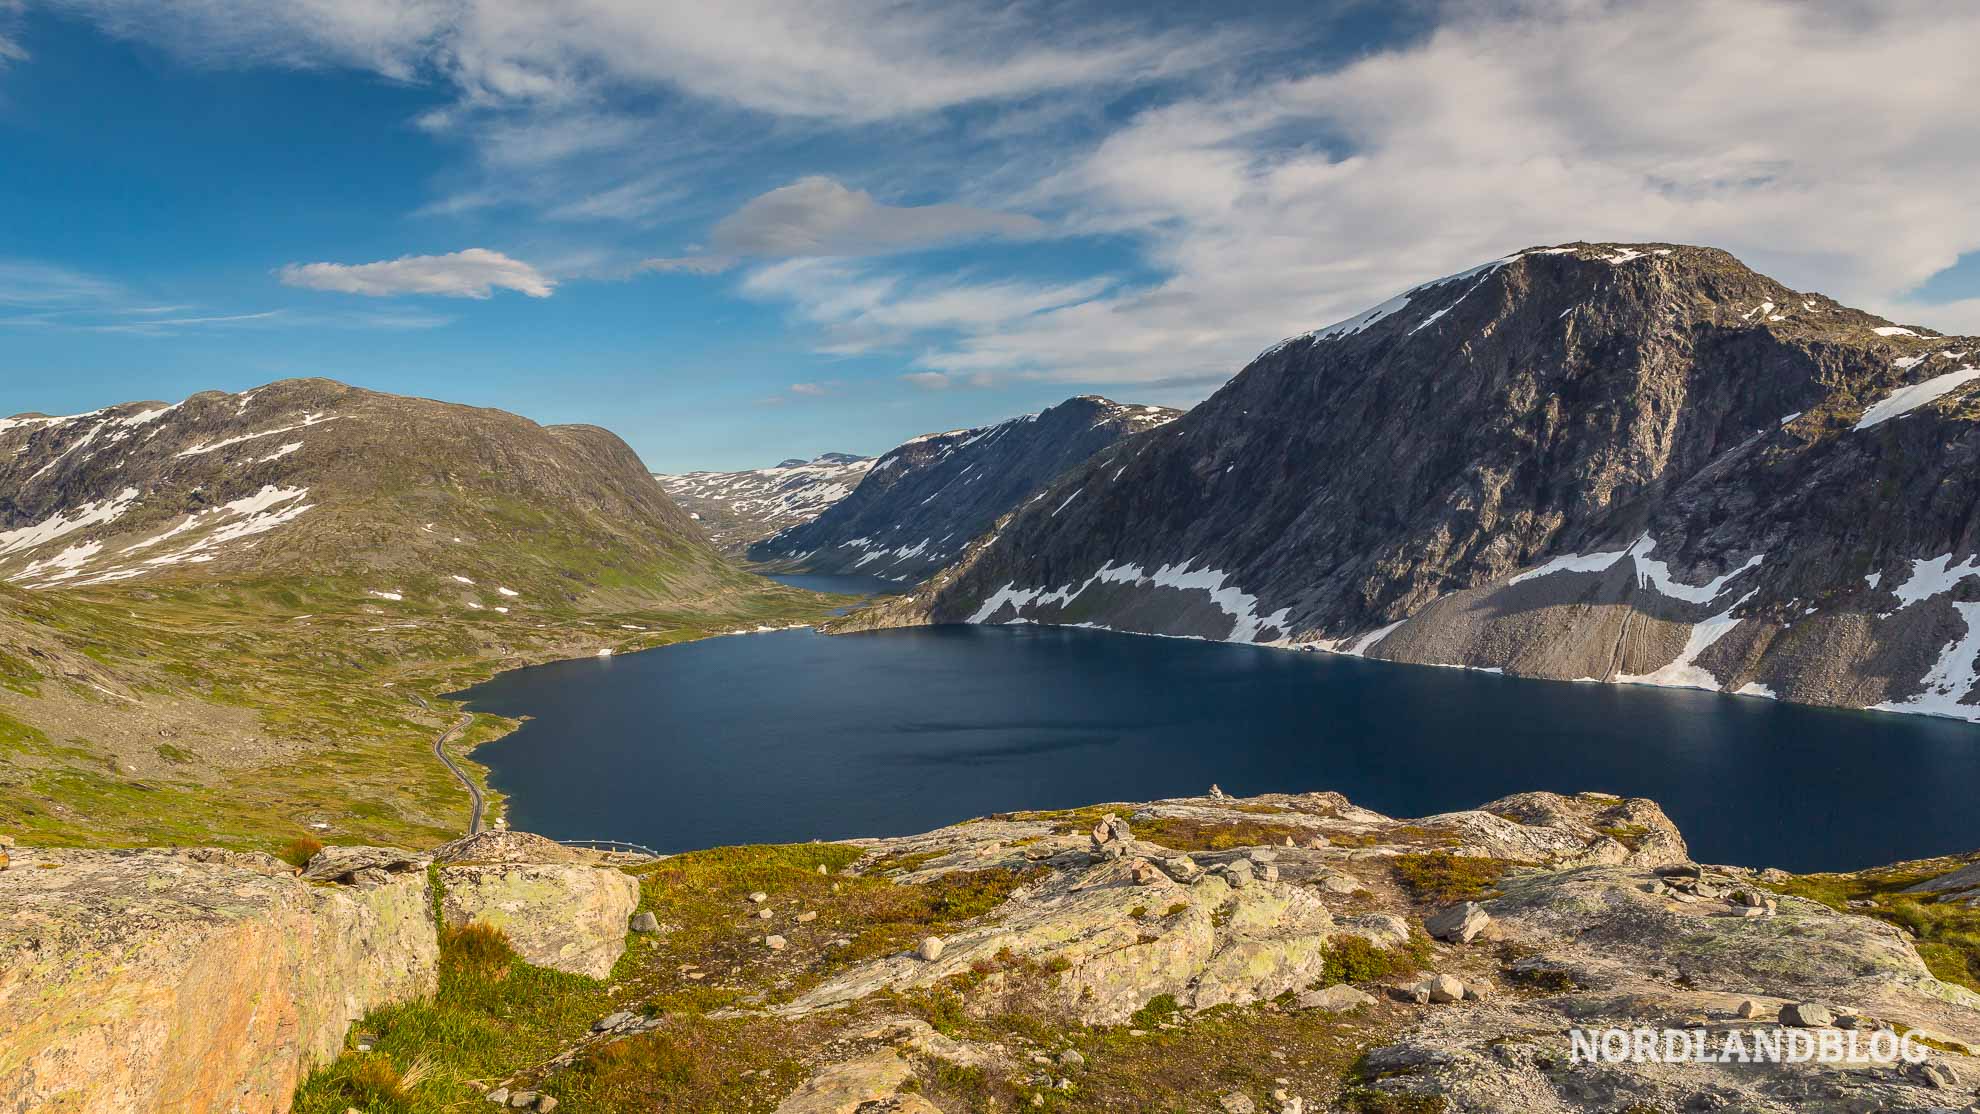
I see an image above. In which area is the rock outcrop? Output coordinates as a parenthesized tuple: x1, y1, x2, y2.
(847, 243, 1980, 722)
(0, 847, 437, 1113)
(436, 833, 641, 978)
(709, 788, 1980, 1113)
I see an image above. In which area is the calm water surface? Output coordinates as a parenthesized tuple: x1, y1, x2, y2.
(453, 625, 1980, 871)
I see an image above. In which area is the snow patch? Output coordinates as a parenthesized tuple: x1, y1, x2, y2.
(1888, 554, 1980, 608)
(1853, 366, 1980, 431)
(0, 487, 141, 557)
(968, 559, 1291, 644)
(1868, 602, 1980, 721)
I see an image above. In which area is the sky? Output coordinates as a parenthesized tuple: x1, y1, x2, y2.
(3, 1, 1980, 472)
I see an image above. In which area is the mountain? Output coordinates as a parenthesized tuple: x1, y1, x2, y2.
(0, 377, 738, 606)
(655, 451, 873, 555)
(847, 242, 1980, 722)
(747, 395, 1180, 582)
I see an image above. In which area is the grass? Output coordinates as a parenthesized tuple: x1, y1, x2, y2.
(0, 571, 839, 850)
(1764, 858, 1980, 993)
(277, 836, 324, 868)
(1391, 853, 1512, 904)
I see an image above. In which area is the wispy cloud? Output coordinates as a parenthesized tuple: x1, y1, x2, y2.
(278, 248, 554, 298)
(710, 176, 1042, 258)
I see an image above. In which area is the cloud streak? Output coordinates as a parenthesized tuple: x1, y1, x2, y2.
(278, 248, 554, 298)
(711, 176, 1042, 258)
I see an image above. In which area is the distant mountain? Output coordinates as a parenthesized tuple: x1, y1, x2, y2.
(0, 377, 741, 608)
(847, 243, 1980, 722)
(748, 396, 1180, 583)
(655, 452, 874, 555)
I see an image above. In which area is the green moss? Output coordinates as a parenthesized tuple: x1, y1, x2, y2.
(1392, 853, 1512, 904)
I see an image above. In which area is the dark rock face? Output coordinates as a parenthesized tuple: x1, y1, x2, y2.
(0, 377, 735, 601)
(849, 243, 1980, 721)
(747, 395, 1179, 583)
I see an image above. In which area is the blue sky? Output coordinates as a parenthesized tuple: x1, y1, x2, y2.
(3, 1, 1979, 472)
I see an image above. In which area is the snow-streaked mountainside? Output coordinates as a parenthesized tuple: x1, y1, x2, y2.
(0, 377, 740, 606)
(748, 396, 1180, 583)
(655, 452, 873, 555)
(845, 242, 1980, 723)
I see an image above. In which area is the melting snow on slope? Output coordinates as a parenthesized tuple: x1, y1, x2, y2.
(1853, 366, 1980, 431)
(1615, 591, 1756, 690)
(968, 559, 1291, 643)
(1870, 602, 1980, 721)
(1887, 554, 1980, 608)
(0, 487, 142, 556)
(177, 412, 339, 457)
(1507, 534, 1760, 604)
(1873, 326, 1920, 337)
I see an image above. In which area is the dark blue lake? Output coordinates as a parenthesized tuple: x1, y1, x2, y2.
(452, 625, 1980, 872)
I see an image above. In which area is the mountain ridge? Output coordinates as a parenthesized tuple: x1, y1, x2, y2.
(655, 451, 875, 555)
(748, 394, 1180, 583)
(840, 241, 1980, 721)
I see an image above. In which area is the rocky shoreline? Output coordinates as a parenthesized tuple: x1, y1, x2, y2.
(7, 791, 1980, 1112)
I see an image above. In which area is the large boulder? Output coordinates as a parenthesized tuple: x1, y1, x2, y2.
(0, 847, 436, 1114)
(436, 857, 640, 979)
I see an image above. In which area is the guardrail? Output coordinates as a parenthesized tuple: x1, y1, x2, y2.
(556, 838, 661, 858)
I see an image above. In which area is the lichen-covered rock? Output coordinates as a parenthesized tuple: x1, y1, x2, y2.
(433, 829, 593, 865)
(0, 847, 436, 1113)
(300, 843, 429, 883)
(438, 861, 639, 979)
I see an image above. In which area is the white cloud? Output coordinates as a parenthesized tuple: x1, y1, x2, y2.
(747, 0, 1980, 388)
(278, 248, 554, 298)
(51, 0, 1237, 123)
(711, 176, 1042, 257)
(638, 256, 737, 276)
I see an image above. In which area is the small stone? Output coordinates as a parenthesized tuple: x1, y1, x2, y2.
(1219, 1091, 1257, 1113)
(1424, 901, 1492, 944)
(797, 910, 818, 922)
(508, 1092, 537, 1110)
(1416, 974, 1465, 1004)
(816, 864, 828, 874)
(756, 909, 773, 920)
(1733, 905, 1764, 918)
(1903, 1060, 1957, 1089)
(1461, 980, 1493, 1002)
(630, 911, 660, 933)
(535, 1097, 558, 1114)
(1278, 1100, 1304, 1114)
(1128, 1028, 1147, 1037)
(1780, 1002, 1835, 1028)
(918, 936, 945, 961)
(1209, 784, 1226, 799)
(764, 935, 787, 950)
(1130, 858, 1166, 886)
(1736, 999, 1764, 1019)
(487, 1089, 510, 1106)
(1318, 873, 1358, 895)
(594, 1011, 634, 1032)
(1222, 860, 1254, 889)
(748, 891, 768, 904)
(1058, 1048, 1085, 1067)
(1160, 855, 1201, 882)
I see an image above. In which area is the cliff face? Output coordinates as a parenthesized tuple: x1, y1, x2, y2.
(747, 396, 1179, 583)
(850, 243, 1980, 720)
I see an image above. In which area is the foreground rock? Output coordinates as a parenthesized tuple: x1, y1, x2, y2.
(436, 833, 641, 978)
(0, 847, 436, 1113)
(730, 789, 1980, 1113)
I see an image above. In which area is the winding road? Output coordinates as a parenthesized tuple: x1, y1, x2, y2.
(413, 694, 484, 835)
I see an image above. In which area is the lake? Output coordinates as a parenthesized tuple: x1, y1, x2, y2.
(452, 624, 1980, 872)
